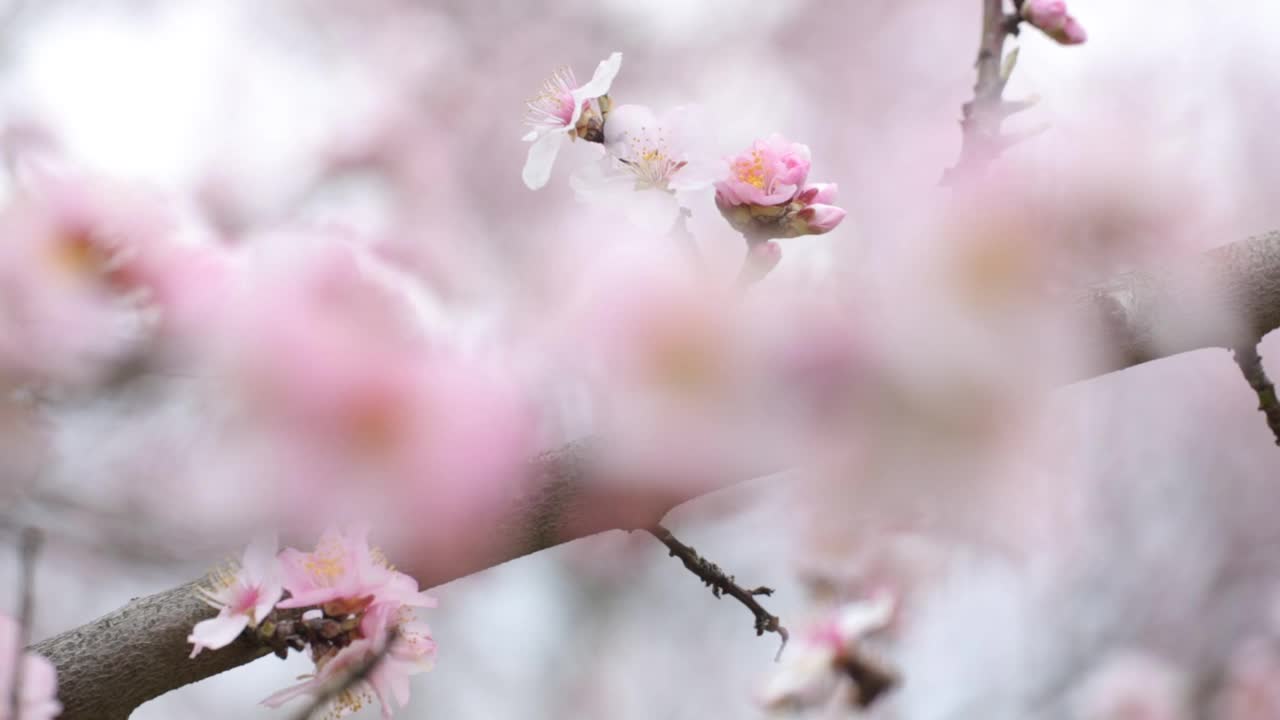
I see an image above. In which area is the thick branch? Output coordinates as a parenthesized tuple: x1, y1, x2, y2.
(1067, 230, 1280, 382)
(29, 575, 270, 720)
(29, 228, 1280, 718)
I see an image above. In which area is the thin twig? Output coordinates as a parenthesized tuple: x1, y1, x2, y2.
(645, 525, 901, 707)
(290, 629, 400, 720)
(646, 524, 788, 656)
(1233, 344, 1280, 446)
(942, 0, 1029, 183)
(10, 527, 41, 720)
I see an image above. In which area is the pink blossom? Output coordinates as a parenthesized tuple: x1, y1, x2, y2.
(0, 179, 158, 387)
(715, 135, 812, 207)
(260, 637, 380, 717)
(715, 177, 847, 241)
(260, 602, 435, 719)
(795, 203, 847, 235)
(276, 527, 436, 613)
(759, 594, 894, 711)
(522, 52, 623, 190)
(1021, 0, 1087, 45)
(794, 182, 838, 206)
(360, 603, 437, 717)
(188, 535, 284, 657)
(0, 614, 61, 720)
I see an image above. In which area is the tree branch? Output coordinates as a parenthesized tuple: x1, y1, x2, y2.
(1232, 344, 1280, 446)
(942, 0, 1027, 182)
(646, 524, 790, 656)
(28, 228, 1280, 718)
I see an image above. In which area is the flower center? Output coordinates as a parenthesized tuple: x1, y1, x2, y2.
(524, 66, 580, 129)
(733, 151, 767, 190)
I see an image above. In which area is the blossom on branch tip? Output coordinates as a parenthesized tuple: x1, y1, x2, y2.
(1020, 0, 1087, 45)
(714, 138, 848, 242)
(188, 534, 284, 657)
(717, 135, 811, 207)
(0, 614, 61, 720)
(522, 52, 623, 190)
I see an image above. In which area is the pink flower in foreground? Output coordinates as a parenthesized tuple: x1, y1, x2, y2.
(759, 595, 894, 712)
(0, 614, 61, 720)
(188, 535, 284, 657)
(717, 134, 811, 207)
(1021, 0, 1087, 45)
(276, 527, 436, 614)
(716, 172, 848, 241)
(522, 52, 623, 190)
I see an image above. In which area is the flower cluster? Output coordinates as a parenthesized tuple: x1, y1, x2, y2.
(715, 135, 847, 243)
(188, 529, 436, 719)
(0, 614, 61, 720)
(523, 53, 847, 258)
(1021, 0, 1088, 45)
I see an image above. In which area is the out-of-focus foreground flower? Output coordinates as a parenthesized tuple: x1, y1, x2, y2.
(0, 613, 61, 720)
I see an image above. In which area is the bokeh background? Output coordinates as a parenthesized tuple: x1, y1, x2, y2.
(3, 0, 1280, 718)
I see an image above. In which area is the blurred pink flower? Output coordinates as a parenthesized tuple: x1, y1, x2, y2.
(188, 535, 284, 657)
(1069, 651, 1190, 720)
(522, 52, 623, 190)
(759, 594, 894, 711)
(1213, 638, 1280, 720)
(716, 135, 811, 207)
(359, 603, 437, 717)
(570, 104, 715, 231)
(0, 614, 61, 720)
(0, 179, 158, 387)
(276, 527, 436, 614)
(1021, 0, 1087, 45)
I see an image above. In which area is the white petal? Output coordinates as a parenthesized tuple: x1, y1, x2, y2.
(188, 613, 250, 654)
(241, 532, 279, 584)
(602, 103, 658, 151)
(834, 594, 895, 643)
(522, 131, 567, 190)
(568, 51, 622, 126)
(521, 129, 540, 142)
